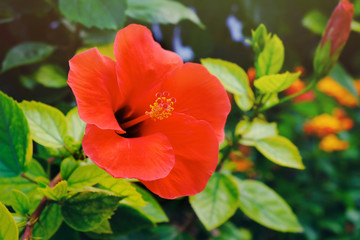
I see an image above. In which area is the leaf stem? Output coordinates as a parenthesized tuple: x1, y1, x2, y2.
(20, 173, 37, 184)
(21, 173, 62, 240)
(259, 76, 317, 112)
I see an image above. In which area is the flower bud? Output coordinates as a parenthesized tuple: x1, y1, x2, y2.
(313, 0, 354, 78)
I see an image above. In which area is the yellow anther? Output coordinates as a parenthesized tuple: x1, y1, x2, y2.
(146, 92, 176, 120)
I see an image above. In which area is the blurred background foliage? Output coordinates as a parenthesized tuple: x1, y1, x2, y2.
(1, 0, 360, 239)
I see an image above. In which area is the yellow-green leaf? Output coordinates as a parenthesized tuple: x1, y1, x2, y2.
(255, 136, 305, 169)
(254, 72, 300, 93)
(201, 58, 254, 111)
(0, 202, 18, 240)
(20, 101, 68, 149)
(235, 178, 303, 232)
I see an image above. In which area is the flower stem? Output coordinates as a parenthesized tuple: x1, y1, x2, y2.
(20, 173, 37, 184)
(259, 76, 317, 112)
(21, 173, 62, 240)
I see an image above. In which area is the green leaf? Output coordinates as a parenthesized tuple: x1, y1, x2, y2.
(254, 72, 300, 93)
(99, 175, 147, 208)
(0, 159, 45, 205)
(255, 34, 284, 77)
(33, 64, 67, 88)
(213, 222, 251, 240)
(302, 10, 327, 35)
(355, 0, 360, 16)
(135, 186, 169, 223)
(235, 179, 303, 232)
(251, 24, 269, 54)
(351, 20, 360, 33)
(61, 189, 123, 231)
(1, 42, 54, 72)
(201, 58, 254, 111)
(59, 0, 127, 30)
(33, 204, 63, 240)
(255, 136, 305, 169)
(126, 0, 204, 28)
(330, 64, 358, 97)
(0, 202, 18, 240)
(66, 107, 86, 143)
(236, 118, 278, 146)
(108, 204, 154, 235)
(189, 173, 239, 230)
(10, 189, 30, 215)
(39, 181, 68, 201)
(60, 157, 79, 180)
(90, 220, 113, 234)
(0, 91, 32, 177)
(67, 163, 108, 189)
(20, 100, 68, 149)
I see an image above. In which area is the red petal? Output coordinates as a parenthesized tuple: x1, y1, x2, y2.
(82, 124, 175, 181)
(161, 63, 231, 143)
(68, 48, 124, 132)
(114, 24, 183, 119)
(140, 113, 219, 199)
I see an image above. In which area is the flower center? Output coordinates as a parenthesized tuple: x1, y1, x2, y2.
(146, 91, 176, 120)
(119, 91, 176, 130)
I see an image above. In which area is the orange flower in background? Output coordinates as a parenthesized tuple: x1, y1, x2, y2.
(333, 108, 354, 131)
(247, 67, 256, 87)
(354, 80, 360, 95)
(317, 76, 358, 107)
(319, 134, 349, 152)
(67, 24, 231, 199)
(284, 79, 315, 103)
(303, 114, 342, 137)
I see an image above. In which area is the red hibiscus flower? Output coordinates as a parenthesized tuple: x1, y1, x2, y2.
(67, 24, 230, 199)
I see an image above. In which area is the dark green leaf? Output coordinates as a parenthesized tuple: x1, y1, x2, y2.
(33, 204, 63, 240)
(10, 189, 30, 215)
(61, 188, 123, 231)
(59, 0, 127, 30)
(126, 0, 204, 28)
(0, 202, 18, 240)
(0, 91, 32, 177)
(34, 64, 67, 88)
(67, 163, 108, 189)
(189, 173, 239, 230)
(1, 42, 54, 72)
(302, 10, 327, 35)
(235, 179, 303, 232)
(20, 100, 68, 149)
(330, 63, 358, 97)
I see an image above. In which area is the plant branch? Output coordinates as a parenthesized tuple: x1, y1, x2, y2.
(21, 173, 62, 240)
(20, 173, 37, 184)
(259, 77, 317, 112)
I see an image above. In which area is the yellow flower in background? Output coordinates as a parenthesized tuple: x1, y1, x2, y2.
(317, 76, 358, 107)
(319, 134, 349, 152)
(304, 114, 342, 137)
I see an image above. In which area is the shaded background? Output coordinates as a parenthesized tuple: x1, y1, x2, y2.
(1, 0, 360, 239)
